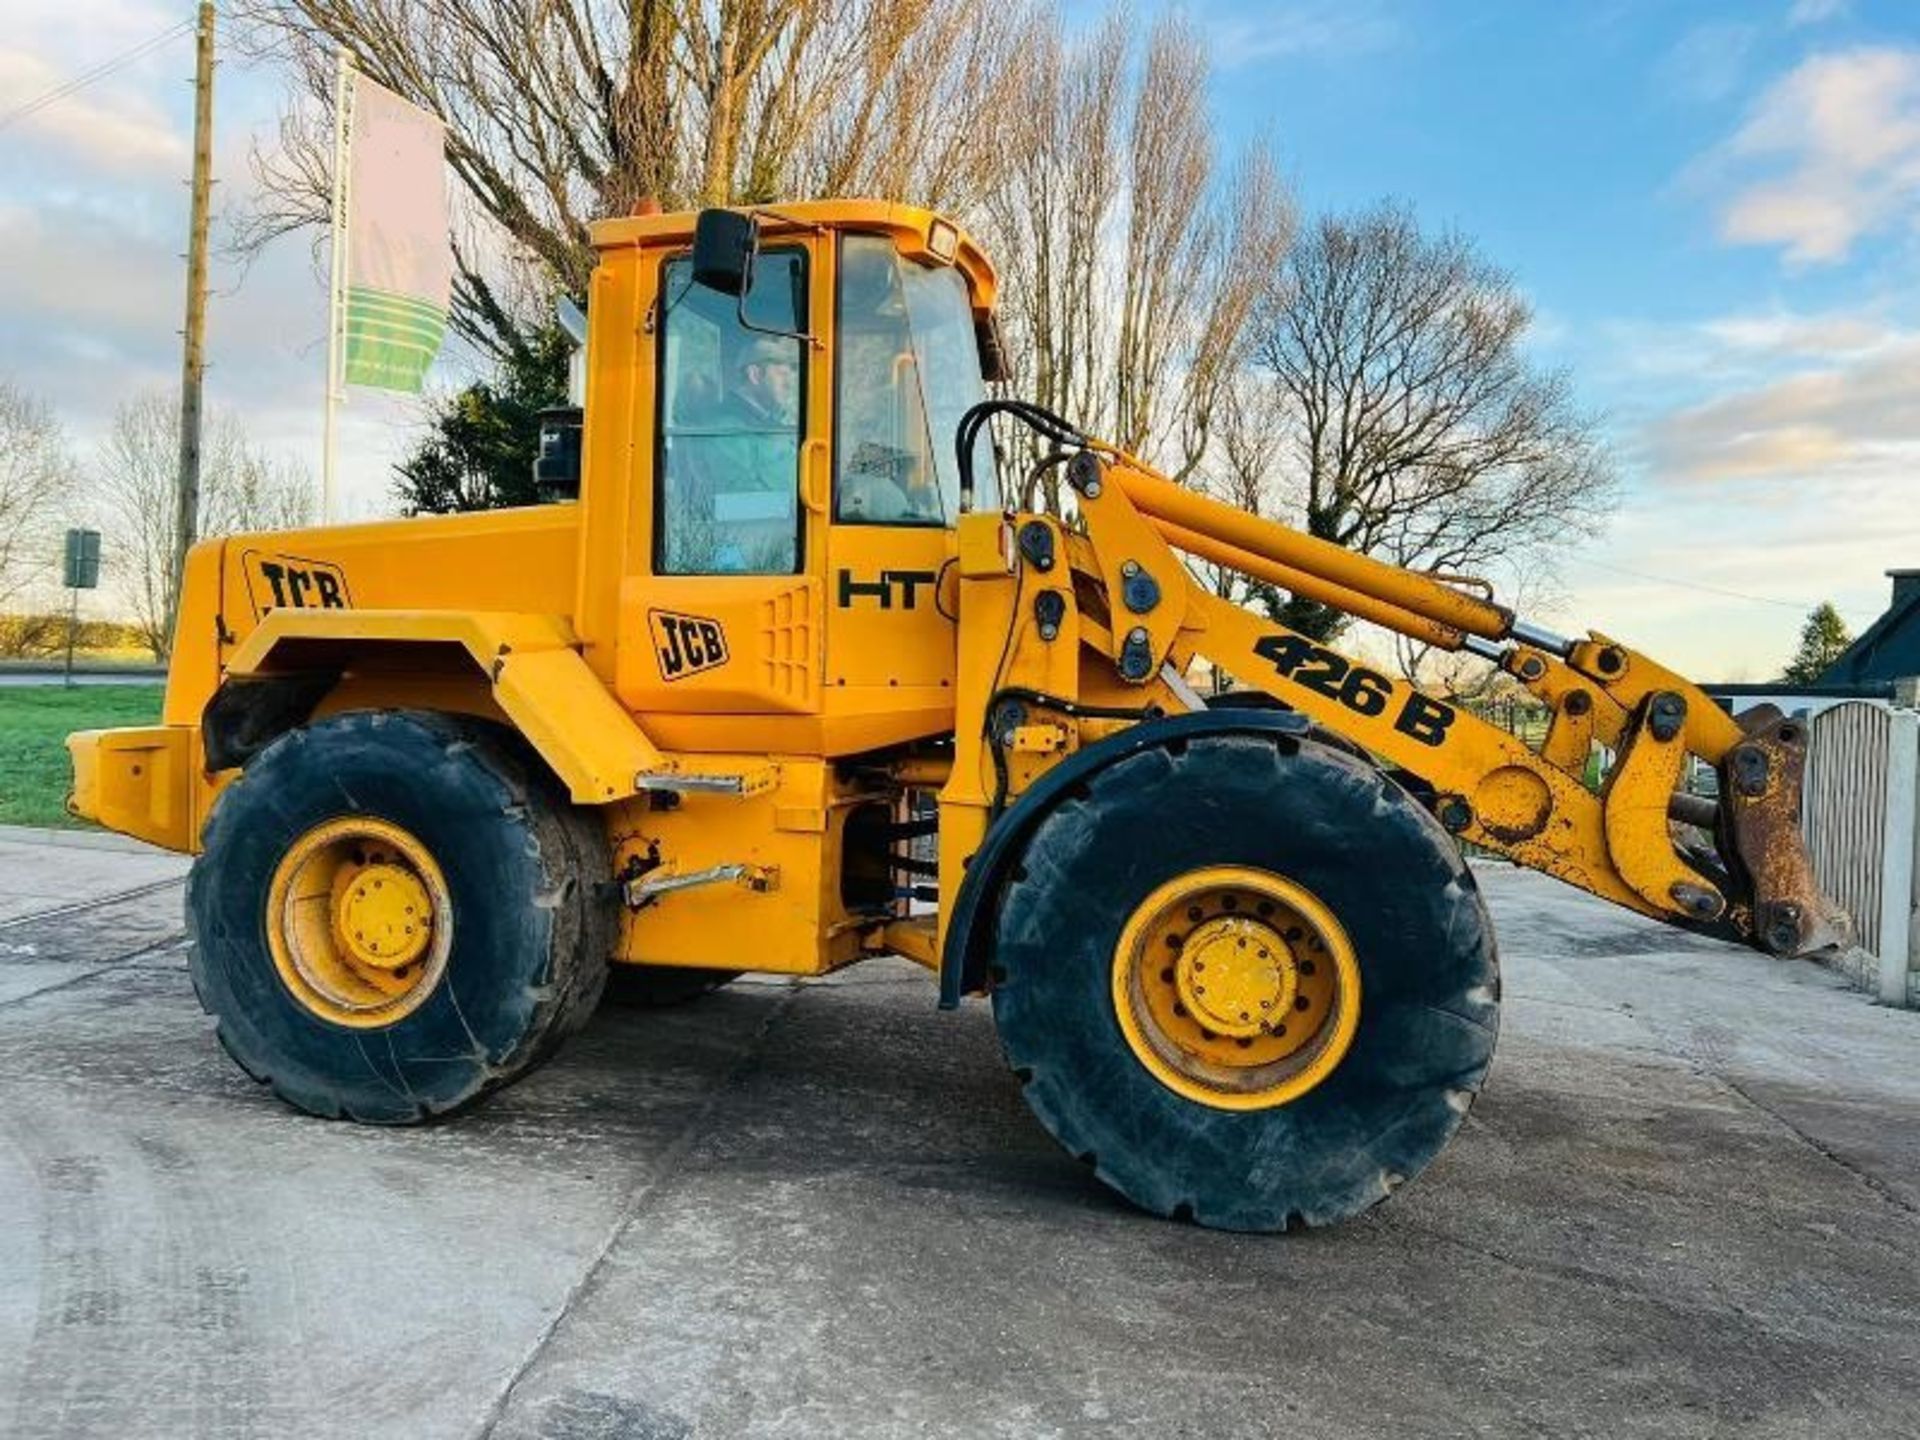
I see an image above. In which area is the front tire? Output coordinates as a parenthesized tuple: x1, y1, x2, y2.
(187, 711, 614, 1123)
(990, 730, 1498, 1230)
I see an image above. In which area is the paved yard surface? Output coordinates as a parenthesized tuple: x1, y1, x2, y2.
(0, 826, 1915, 1439)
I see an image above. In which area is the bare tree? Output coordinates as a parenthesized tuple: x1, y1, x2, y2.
(0, 380, 70, 611)
(1188, 371, 1286, 604)
(232, 0, 1037, 360)
(977, 12, 1292, 510)
(1254, 204, 1615, 655)
(93, 393, 317, 659)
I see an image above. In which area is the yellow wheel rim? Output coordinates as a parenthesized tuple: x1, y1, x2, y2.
(265, 817, 453, 1029)
(1110, 865, 1361, 1111)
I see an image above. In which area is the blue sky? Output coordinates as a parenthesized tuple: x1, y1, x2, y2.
(1190, 0, 1920, 676)
(4, 0, 1919, 677)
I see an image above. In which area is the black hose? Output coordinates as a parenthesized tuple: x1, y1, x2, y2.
(956, 400, 1087, 511)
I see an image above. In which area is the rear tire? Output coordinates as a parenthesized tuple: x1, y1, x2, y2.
(990, 730, 1498, 1230)
(187, 710, 614, 1123)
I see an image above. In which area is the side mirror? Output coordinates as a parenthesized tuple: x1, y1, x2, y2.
(692, 208, 757, 297)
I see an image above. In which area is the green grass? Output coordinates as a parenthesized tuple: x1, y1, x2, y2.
(0, 684, 165, 829)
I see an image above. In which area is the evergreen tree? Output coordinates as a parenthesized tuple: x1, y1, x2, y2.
(1781, 601, 1853, 684)
(394, 327, 570, 513)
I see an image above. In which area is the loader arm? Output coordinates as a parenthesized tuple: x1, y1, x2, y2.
(956, 408, 1846, 963)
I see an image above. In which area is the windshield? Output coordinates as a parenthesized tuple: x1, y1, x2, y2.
(835, 234, 998, 525)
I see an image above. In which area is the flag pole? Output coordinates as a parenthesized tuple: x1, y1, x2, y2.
(322, 48, 355, 525)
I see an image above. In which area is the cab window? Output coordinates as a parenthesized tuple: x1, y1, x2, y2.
(656, 249, 807, 574)
(834, 234, 995, 526)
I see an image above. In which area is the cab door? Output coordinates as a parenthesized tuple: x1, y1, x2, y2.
(821, 232, 992, 750)
(616, 238, 829, 727)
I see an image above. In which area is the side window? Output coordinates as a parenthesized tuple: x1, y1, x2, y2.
(656, 249, 807, 575)
(834, 234, 994, 526)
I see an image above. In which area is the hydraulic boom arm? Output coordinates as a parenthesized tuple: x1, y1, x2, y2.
(957, 408, 1846, 962)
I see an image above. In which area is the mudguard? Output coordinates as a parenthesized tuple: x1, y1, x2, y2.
(937, 707, 1311, 1008)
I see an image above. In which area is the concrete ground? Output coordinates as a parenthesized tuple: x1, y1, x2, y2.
(0, 827, 1915, 1440)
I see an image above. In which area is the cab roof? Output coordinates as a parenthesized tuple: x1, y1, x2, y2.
(588, 199, 998, 313)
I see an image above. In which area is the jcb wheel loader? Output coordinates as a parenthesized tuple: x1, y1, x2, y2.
(68, 202, 1845, 1231)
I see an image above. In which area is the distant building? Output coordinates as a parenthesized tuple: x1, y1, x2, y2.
(1820, 568, 1920, 688)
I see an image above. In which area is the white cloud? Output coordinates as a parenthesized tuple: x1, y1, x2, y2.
(1208, 3, 1399, 68)
(1553, 300, 1920, 674)
(1709, 47, 1920, 264)
(1657, 22, 1759, 105)
(0, 0, 180, 59)
(1696, 307, 1890, 357)
(1643, 325, 1920, 485)
(1545, 461, 1912, 678)
(0, 47, 186, 172)
(1788, 0, 1850, 27)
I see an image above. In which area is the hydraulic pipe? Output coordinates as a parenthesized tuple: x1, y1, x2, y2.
(1148, 518, 1464, 651)
(889, 756, 954, 787)
(1114, 466, 1512, 641)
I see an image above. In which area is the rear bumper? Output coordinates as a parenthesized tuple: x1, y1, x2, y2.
(67, 725, 203, 854)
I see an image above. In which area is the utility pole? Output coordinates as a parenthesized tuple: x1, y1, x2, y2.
(169, 0, 215, 650)
(323, 49, 355, 525)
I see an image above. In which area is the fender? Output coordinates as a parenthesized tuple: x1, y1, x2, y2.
(221, 609, 666, 803)
(937, 707, 1311, 1008)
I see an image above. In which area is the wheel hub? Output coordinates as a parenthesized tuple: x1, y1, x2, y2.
(1110, 865, 1361, 1111)
(336, 863, 433, 970)
(1175, 916, 1297, 1039)
(265, 817, 453, 1029)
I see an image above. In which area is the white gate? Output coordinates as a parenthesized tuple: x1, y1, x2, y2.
(1800, 700, 1918, 1006)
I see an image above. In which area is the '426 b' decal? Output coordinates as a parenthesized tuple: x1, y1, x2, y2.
(1252, 634, 1456, 748)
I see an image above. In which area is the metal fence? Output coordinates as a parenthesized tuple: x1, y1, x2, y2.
(1801, 700, 1918, 1006)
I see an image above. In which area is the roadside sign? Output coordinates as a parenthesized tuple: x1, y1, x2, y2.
(63, 529, 101, 590)
(61, 528, 101, 688)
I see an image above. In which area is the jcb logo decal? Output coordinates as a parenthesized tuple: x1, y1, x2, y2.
(242, 550, 350, 618)
(650, 609, 729, 680)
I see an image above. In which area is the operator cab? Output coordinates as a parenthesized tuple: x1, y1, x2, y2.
(579, 200, 1008, 753)
(655, 205, 1003, 570)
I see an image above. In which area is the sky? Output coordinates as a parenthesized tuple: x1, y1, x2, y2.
(3, 0, 1919, 679)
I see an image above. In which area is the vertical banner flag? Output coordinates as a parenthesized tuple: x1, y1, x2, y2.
(342, 75, 450, 392)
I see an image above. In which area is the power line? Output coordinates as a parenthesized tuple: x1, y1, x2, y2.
(0, 18, 195, 136)
(1565, 554, 1876, 621)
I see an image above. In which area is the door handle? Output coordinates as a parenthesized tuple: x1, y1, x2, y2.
(801, 437, 830, 516)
